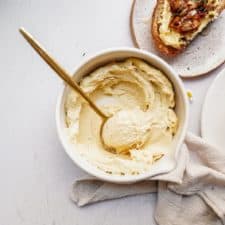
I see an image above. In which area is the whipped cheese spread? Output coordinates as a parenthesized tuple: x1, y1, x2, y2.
(65, 58, 178, 175)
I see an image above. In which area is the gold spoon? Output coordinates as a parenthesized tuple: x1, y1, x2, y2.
(19, 27, 108, 121)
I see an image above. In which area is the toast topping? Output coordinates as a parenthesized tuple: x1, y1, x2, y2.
(169, 0, 217, 34)
(157, 0, 220, 50)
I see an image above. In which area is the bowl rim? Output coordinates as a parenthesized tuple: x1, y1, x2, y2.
(55, 47, 189, 183)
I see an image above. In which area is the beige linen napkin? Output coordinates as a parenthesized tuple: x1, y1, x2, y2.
(71, 133, 225, 225)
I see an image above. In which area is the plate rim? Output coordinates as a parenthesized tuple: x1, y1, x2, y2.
(201, 67, 225, 143)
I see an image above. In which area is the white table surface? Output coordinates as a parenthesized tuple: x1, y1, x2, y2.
(1, 1, 224, 224)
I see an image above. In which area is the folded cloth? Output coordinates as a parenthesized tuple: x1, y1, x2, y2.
(71, 133, 225, 225)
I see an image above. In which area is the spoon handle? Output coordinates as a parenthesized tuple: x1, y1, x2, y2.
(19, 27, 108, 120)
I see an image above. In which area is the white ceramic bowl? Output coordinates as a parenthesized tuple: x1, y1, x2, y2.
(56, 48, 189, 183)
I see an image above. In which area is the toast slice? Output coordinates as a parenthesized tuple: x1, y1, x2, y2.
(152, 0, 225, 56)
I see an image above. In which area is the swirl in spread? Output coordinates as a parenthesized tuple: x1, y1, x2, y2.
(65, 58, 178, 175)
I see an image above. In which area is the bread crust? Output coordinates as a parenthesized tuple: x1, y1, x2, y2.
(151, 0, 182, 56)
(151, 0, 225, 56)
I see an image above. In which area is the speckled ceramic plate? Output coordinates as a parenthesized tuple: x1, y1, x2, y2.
(130, 0, 225, 77)
(201, 68, 225, 149)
